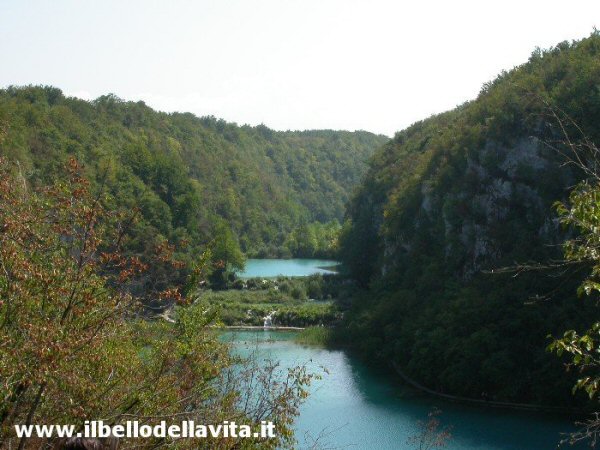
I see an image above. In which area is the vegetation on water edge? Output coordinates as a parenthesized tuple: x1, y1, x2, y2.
(196, 275, 349, 328)
(294, 327, 334, 346)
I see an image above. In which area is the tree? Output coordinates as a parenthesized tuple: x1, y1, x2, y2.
(208, 222, 246, 289)
(0, 158, 313, 449)
(545, 118, 600, 446)
(549, 180, 600, 446)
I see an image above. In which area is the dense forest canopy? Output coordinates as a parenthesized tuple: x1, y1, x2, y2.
(0, 87, 387, 272)
(338, 32, 600, 406)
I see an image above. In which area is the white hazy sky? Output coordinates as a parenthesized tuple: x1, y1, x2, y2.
(0, 0, 599, 136)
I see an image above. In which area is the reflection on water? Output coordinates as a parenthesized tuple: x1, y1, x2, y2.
(224, 330, 581, 450)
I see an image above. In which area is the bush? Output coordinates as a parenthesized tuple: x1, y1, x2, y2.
(294, 327, 332, 346)
(307, 279, 323, 299)
(291, 285, 307, 300)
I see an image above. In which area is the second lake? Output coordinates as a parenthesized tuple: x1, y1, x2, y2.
(236, 258, 339, 278)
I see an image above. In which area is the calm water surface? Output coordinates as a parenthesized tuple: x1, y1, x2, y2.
(237, 258, 339, 278)
(224, 330, 579, 450)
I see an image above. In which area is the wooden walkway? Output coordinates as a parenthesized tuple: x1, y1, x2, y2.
(391, 362, 585, 415)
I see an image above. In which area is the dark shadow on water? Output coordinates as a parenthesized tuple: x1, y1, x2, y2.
(343, 353, 585, 450)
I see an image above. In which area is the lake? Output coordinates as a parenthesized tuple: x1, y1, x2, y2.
(224, 330, 580, 450)
(236, 258, 339, 278)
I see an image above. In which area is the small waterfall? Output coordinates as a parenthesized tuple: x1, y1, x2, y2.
(263, 311, 276, 328)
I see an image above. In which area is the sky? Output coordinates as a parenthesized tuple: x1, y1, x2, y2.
(0, 1, 599, 136)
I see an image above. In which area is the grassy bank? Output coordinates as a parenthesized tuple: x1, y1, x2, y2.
(197, 274, 350, 328)
(294, 326, 333, 346)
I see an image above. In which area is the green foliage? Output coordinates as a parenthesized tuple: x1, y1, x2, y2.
(0, 87, 386, 277)
(0, 159, 314, 449)
(549, 325, 600, 399)
(207, 222, 246, 289)
(290, 285, 307, 300)
(338, 32, 600, 406)
(197, 275, 343, 327)
(294, 327, 333, 346)
(549, 181, 600, 402)
(555, 184, 600, 297)
(212, 222, 246, 271)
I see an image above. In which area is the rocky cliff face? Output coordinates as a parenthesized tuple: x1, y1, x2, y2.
(382, 136, 573, 281)
(337, 33, 600, 406)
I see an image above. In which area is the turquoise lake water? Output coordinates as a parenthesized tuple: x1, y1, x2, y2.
(236, 258, 339, 278)
(224, 330, 580, 450)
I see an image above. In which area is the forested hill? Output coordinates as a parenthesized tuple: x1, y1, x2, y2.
(0, 87, 387, 260)
(338, 33, 600, 406)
